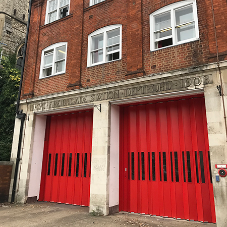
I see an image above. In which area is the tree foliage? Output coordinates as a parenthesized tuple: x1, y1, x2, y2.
(0, 54, 20, 161)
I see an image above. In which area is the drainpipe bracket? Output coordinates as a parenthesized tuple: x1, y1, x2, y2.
(16, 112, 26, 119)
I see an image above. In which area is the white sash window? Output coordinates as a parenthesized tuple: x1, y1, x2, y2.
(40, 43, 67, 78)
(46, 0, 70, 24)
(150, 0, 199, 51)
(88, 25, 122, 67)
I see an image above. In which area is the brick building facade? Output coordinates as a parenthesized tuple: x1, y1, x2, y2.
(10, 0, 227, 227)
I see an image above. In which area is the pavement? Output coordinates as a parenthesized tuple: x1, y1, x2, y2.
(0, 202, 217, 227)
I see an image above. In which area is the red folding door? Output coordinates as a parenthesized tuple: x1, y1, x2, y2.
(39, 110, 93, 206)
(119, 96, 216, 223)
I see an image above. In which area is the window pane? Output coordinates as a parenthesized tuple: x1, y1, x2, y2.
(44, 51, 53, 66)
(107, 44, 119, 53)
(56, 45, 66, 61)
(177, 22, 195, 41)
(49, 0, 57, 12)
(107, 36, 120, 46)
(92, 49, 103, 64)
(155, 29, 172, 39)
(107, 28, 120, 46)
(107, 52, 119, 61)
(155, 12, 171, 31)
(155, 38, 173, 49)
(48, 11, 57, 23)
(92, 34, 103, 50)
(60, 6, 69, 18)
(56, 60, 65, 73)
(175, 5, 194, 25)
(43, 67, 52, 77)
(60, 0, 69, 7)
(94, 0, 105, 4)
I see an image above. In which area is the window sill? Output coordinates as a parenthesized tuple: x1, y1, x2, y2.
(84, 0, 113, 12)
(39, 72, 65, 80)
(40, 14, 73, 29)
(150, 38, 199, 52)
(87, 58, 121, 68)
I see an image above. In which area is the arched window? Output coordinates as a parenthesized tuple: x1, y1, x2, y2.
(39, 42, 67, 78)
(16, 43, 25, 71)
(150, 0, 199, 51)
(87, 24, 122, 67)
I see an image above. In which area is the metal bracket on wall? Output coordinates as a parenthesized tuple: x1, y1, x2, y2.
(217, 85, 222, 96)
(94, 104, 101, 112)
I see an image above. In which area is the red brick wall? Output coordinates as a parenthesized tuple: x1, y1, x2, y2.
(21, 0, 227, 99)
(0, 162, 13, 203)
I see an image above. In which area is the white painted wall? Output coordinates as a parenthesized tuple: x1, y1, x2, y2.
(109, 105, 119, 207)
(27, 115, 47, 199)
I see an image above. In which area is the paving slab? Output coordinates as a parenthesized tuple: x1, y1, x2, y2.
(0, 202, 217, 227)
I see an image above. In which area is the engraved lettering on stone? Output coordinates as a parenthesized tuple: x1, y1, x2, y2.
(96, 93, 102, 101)
(114, 90, 119, 99)
(160, 82, 165, 91)
(154, 84, 160, 92)
(147, 84, 153, 93)
(29, 74, 213, 113)
(185, 78, 191, 87)
(203, 75, 210, 85)
(82, 96, 87, 103)
(143, 85, 147, 94)
(125, 88, 132, 97)
(119, 90, 124, 98)
(107, 91, 113, 99)
(91, 94, 95, 102)
(132, 87, 137, 95)
(63, 99, 68, 106)
(102, 92, 107, 100)
(194, 77, 201, 86)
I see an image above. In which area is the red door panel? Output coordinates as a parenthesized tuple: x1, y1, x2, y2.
(120, 97, 216, 223)
(39, 110, 93, 207)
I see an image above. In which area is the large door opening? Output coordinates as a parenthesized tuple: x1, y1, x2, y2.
(119, 96, 216, 223)
(39, 110, 93, 206)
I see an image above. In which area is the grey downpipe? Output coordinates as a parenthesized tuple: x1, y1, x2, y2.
(11, 113, 26, 203)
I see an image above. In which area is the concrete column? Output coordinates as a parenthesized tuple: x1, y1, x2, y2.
(204, 69, 227, 227)
(9, 104, 36, 203)
(89, 101, 110, 215)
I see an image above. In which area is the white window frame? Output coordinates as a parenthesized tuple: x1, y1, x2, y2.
(45, 0, 70, 25)
(150, 0, 199, 51)
(87, 24, 122, 67)
(90, 0, 105, 6)
(39, 42, 68, 79)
